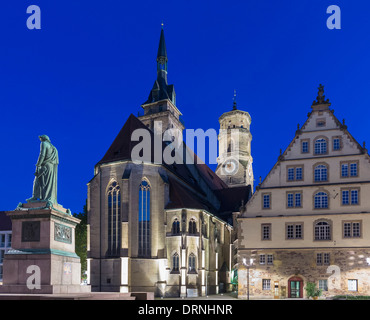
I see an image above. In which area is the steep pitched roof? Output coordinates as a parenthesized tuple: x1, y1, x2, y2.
(98, 114, 152, 164)
(165, 177, 212, 211)
(215, 185, 251, 213)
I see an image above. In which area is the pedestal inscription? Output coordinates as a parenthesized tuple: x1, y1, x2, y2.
(21, 221, 40, 242)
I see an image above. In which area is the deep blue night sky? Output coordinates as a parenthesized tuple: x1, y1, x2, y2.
(1, 0, 370, 213)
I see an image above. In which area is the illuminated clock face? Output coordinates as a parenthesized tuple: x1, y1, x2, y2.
(223, 158, 238, 175)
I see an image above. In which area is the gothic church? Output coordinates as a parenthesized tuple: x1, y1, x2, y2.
(87, 28, 253, 297)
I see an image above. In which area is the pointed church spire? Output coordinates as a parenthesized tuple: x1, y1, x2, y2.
(157, 23, 168, 73)
(142, 24, 176, 106)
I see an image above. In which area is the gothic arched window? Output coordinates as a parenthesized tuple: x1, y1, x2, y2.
(172, 219, 180, 235)
(188, 253, 196, 273)
(172, 253, 179, 272)
(138, 180, 151, 257)
(188, 219, 197, 235)
(107, 181, 121, 255)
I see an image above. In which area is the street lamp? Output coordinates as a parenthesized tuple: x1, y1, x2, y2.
(242, 258, 254, 300)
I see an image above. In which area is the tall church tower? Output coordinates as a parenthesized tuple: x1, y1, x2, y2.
(138, 25, 184, 136)
(216, 93, 254, 191)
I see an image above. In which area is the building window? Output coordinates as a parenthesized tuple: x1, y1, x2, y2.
(262, 193, 271, 209)
(314, 138, 327, 155)
(262, 279, 271, 290)
(341, 161, 359, 178)
(138, 180, 151, 258)
(188, 219, 197, 235)
(172, 253, 179, 272)
(316, 253, 330, 266)
(287, 166, 304, 181)
(107, 181, 121, 256)
(259, 255, 266, 265)
(261, 224, 271, 240)
(267, 254, 273, 265)
(341, 188, 359, 206)
(319, 279, 328, 291)
(188, 253, 196, 273)
(314, 164, 328, 182)
(333, 137, 342, 151)
(348, 279, 358, 292)
(301, 140, 309, 153)
(343, 221, 361, 238)
(0, 235, 5, 248)
(316, 118, 326, 127)
(314, 191, 329, 209)
(314, 220, 331, 240)
(286, 223, 303, 239)
(172, 219, 180, 235)
(287, 191, 302, 208)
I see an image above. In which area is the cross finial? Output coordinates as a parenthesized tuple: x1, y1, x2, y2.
(232, 90, 237, 110)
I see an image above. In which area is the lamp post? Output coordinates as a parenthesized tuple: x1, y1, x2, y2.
(243, 258, 254, 300)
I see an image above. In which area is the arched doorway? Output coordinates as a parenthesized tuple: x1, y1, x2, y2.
(288, 276, 303, 298)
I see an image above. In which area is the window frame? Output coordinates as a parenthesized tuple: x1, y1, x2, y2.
(332, 136, 342, 151)
(107, 181, 121, 256)
(262, 193, 271, 210)
(314, 219, 332, 241)
(313, 163, 329, 183)
(348, 279, 358, 292)
(262, 279, 271, 291)
(285, 222, 304, 240)
(172, 253, 180, 273)
(340, 160, 359, 178)
(286, 165, 304, 182)
(138, 180, 151, 258)
(342, 220, 362, 239)
(340, 187, 360, 206)
(286, 191, 303, 209)
(313, 191, 329, 210)
(314, 137, 328, 155)
(261, 223, 272, 241)
(301, 139, 310, 154)
(188, 253, 197, 273)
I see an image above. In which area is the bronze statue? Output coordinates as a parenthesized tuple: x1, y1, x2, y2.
(27, 135, 59, 204)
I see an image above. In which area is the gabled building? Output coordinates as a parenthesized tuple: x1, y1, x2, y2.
(87, 28, 252, 297)
(237, 85, 370, 299)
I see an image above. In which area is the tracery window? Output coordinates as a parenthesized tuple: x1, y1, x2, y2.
(107, 181, 121, 255)
(138, 180, 151, 257)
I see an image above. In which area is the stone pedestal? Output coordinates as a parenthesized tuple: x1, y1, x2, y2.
(0, 201, 91, 294)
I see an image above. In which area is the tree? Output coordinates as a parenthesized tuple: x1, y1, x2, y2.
(73, 202, 88, 281)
